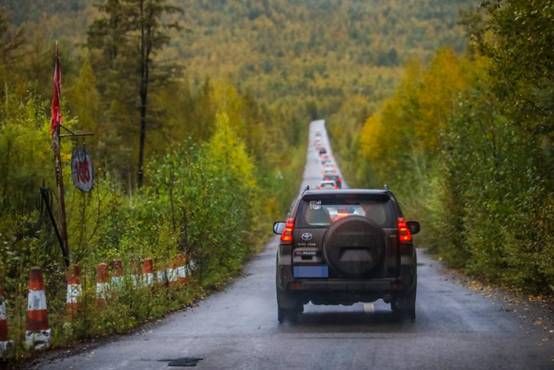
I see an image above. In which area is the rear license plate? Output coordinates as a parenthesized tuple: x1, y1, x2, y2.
(293, 265, 329, 278)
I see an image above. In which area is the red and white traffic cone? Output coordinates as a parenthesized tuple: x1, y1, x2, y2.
(96, 263, 109, 306)
(142, 258, 154, 286)
(111, 259, 124, 288)
(25, 267, 51, 350)
(0, 287, 13, 357)
(65, 264, 81, 318)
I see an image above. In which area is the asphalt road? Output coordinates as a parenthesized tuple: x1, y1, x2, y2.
(36, 120, 553, 370)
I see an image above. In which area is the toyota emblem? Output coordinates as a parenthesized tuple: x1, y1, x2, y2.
(301, 232, 313, 241)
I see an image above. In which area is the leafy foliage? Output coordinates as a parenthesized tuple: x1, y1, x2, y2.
(0, 2, 307, 358)
(340, 0, 553, 293)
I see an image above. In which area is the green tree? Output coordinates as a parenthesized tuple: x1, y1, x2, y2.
(66, 56, 101, 137)
(0, 7, 24, 67)
(469, 0, 553, 186)
(87, 0, 182, 187)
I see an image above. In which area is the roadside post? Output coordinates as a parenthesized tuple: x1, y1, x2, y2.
(0, 287, 13, 357)
(47, 44, 95, 268)
(25, 268, 51, 350)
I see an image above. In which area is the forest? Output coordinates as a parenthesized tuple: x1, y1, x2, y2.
(0, 0, 551, 360)
(330, 0, 553, 293)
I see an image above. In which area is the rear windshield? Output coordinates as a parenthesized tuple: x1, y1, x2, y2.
(298, 196, 394, 228)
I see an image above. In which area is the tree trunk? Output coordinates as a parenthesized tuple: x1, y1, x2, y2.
(137, 0, 148, 188)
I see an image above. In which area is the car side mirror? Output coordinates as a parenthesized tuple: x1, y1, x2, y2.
(273, 221, 286, 234)
(407, 221, 420, 235)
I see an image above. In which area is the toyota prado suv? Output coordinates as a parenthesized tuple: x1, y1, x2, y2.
(273, 188, 420, 323)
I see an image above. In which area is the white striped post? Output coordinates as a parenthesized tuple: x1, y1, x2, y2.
(25, 268, 51, 350)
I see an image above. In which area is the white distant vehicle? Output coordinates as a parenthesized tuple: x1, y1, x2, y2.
(322, 164, 336, 175)
(323, 164, 335, 172)
(317, 180, 338, 190)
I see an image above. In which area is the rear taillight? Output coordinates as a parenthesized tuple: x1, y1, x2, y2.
(397, 217, 412, 245)
(280, 217, 295, 245)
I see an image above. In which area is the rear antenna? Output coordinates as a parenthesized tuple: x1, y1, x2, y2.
(303, 185, 310, 193)
(384, 184, 389, 191)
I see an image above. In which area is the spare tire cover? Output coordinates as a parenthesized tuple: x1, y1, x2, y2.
(322, 216, 385, 277)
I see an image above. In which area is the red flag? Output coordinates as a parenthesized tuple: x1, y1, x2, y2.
(50, 50, 62, 134)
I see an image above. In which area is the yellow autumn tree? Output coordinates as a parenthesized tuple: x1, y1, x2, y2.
(415, 48, 469, 154)
(358, 50, 479, 187)
(206, 111, 257, 191)
(210, 81, 248, 140)
(359, 59, 423, 183)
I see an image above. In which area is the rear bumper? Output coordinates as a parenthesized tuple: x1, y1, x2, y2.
(276, 245, 416, 305)
(287, 277, 404, 292)
(282, 277, 410, 306)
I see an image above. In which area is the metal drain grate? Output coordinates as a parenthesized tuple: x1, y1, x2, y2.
(163, 357, 204, 367)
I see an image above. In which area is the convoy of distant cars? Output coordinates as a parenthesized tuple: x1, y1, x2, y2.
(312, 130, 342, 190)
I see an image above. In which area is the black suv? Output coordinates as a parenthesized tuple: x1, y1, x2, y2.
(273, 188, 420, 323)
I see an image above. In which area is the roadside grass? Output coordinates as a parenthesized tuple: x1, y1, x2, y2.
(4, 251, 259, 368)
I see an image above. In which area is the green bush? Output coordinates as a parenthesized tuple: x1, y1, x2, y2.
(0, 93, 305, 362)
(330, 0, 553, 293)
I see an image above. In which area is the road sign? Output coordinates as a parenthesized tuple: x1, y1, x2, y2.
(71, 147, 94, 192)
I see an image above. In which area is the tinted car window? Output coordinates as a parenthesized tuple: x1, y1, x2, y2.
(299, 197, 394, 228)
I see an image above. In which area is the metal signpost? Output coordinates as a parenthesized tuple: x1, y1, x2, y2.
(48, 45, 94, 267)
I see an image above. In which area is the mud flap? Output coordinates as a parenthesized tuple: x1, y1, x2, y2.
(392, 254, 417, 322)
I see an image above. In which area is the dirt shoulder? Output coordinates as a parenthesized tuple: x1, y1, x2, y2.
(422, 247, 554, 345)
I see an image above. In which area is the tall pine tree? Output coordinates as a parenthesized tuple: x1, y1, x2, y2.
(87, 0, 181, 188)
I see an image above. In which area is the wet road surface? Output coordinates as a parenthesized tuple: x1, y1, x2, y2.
(37, 120, 553, 369)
